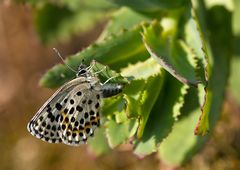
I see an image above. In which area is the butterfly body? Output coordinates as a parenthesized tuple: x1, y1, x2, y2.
(101, 84, 123, 98)
(27, 63, 123, 146)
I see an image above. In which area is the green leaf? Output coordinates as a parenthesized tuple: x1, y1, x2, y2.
(179, 7, 210, 135)
(134, 75, 189, 155)
(233, 0, 240, 35)
(137, 75, 165, 138)
(229, 57, 240, 104)
(143, 21, 200, 87)
(34, 3, 106, 43)
(121, 58, 161, 80)
(99, 7, 151, 40)
(184, 10, 208, 86)
(202, 5, 232, 132)
(101, 96, 125, 118)
(106, 119, 138, 148)
(115, 109, 128, 123)
(40, 26, 148, 88)
(158, 3, 233, 166)
(194, 4, 232, 135)
(205, 0, 234, 11)
(121, 58, 164, 138)
(107, 0, 189, 12)
(141, 7, 210, 135)
(158, 88, 208, 165)
(88, 127, 111, 155)
(122, 79, 146, 118)
(230, 0, 240, 104)
(34, 3, 74, 43)
(89, 59, 164, 152)
(18, 0, 114, 11)
(59, 0, 114, 11)
(90, 59, 164, 151)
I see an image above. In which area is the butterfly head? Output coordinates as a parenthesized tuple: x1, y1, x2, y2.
(76, 63, 90, 77)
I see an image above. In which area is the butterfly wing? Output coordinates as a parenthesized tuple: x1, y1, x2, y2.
(59, 81, 101, 146)
(27, 77, 92, 144)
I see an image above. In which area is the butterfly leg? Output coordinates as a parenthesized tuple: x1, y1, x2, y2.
(102, 76, 117, 85)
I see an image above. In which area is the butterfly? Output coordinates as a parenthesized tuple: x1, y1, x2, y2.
(27, 61, 123, 146)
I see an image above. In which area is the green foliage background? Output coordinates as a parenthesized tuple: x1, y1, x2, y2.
(18, 0, 239, 166)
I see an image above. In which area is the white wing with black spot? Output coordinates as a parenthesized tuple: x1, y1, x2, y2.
(58, 81, 102, 146)
(27, 70, 123, 146)
(27, 77, 95, 144)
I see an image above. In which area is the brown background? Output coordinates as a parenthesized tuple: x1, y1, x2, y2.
(0, 2, 239, 170)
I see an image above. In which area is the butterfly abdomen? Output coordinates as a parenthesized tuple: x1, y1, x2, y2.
(101, 84, 123, 98)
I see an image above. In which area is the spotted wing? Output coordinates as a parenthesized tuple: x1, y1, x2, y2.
(58, 81, 101, 146)
(27, 77, 89, 144)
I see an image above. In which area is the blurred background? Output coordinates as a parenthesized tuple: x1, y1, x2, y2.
(0, 1, 240, 170)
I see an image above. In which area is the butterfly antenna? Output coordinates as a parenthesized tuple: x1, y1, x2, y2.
(93, 66, 107, 75)
(103, 76, 117, 85)
(53, 48, 77, 73)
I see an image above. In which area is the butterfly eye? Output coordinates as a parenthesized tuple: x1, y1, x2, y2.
(77, 69, 87, 77)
